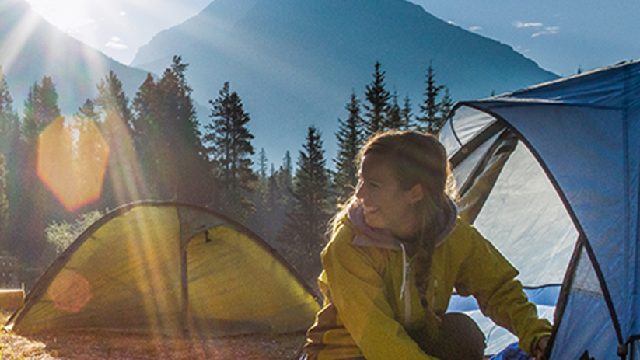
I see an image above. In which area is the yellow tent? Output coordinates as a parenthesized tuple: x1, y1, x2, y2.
(7, 201, 321, 335)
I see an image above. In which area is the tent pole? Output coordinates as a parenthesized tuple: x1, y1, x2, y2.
(181, 243, 189, 335)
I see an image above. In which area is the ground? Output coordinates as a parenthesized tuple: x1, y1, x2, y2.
(1, 312, 306, 360)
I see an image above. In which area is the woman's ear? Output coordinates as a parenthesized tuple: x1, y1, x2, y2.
(407, 184, 425, 204)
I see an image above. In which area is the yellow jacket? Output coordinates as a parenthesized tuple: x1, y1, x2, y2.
(304, 205, 552, 360)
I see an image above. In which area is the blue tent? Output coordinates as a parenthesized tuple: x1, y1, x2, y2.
(440, 60, 640, 359)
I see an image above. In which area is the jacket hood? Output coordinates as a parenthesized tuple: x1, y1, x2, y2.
(347, 196, 458, 250)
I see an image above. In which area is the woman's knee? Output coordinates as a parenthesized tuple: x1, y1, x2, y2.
(436, 312, 486, 360)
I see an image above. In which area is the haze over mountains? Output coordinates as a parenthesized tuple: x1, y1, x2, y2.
(132, 0, 557, 163)
(2, 0, 558, 166)
(0, 0, 148, 115)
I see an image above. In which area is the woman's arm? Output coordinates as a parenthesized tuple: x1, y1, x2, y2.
(454, 223, 552, 356)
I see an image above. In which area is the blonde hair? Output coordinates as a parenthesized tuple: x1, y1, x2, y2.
(332, 130, 453, 306)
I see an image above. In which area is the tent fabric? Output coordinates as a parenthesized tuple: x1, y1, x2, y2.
(440, 60, 640, 359)
(489, 342, 533, 360)
(7, 201, 321, 336)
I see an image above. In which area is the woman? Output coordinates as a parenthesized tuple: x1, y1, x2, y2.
(303, 130, 551, 360)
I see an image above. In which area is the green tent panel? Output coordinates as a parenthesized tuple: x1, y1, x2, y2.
(8, 201, 321, 335)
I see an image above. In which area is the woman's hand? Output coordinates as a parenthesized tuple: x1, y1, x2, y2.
(534, 336, 550, 359)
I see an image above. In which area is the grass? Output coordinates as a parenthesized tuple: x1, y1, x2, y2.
(1, 312, 306, 359)
(1, 312, 50, 359)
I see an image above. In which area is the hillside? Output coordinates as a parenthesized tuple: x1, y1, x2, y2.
(0, 0, 149, 115)
(131, 0, 558, 163)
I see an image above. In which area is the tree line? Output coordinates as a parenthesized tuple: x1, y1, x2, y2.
(0, 57, 453, 287)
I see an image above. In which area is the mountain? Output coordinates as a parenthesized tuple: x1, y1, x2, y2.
(131, 0, 558, 165)
(0, 0, 149, 115)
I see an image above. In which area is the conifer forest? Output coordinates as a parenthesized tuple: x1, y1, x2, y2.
(0, 56, 453, 288)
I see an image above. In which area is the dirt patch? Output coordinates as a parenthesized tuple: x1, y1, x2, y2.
(2, 312, 306, 360)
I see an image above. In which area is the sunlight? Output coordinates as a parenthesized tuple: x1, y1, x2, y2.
(24, 0, 95, 34)
(0, 2, 41, 73)
(100, 111, 149, 206)
(48, 269, 91, 313)
(24, 0, 113, 64)
(37, 116, 109, 211)
(124, 207, 182, 334)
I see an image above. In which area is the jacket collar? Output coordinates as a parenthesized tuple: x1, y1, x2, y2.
(347, 196, 458, 250)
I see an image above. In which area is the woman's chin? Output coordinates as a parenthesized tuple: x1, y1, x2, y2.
(363, 216, 385, 230)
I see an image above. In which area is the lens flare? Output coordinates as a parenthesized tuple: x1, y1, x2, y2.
(37, 116, 109, 211)
(48, 269, 91, 313)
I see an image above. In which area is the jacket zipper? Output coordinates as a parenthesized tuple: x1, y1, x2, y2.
(399, 243, 412, 327)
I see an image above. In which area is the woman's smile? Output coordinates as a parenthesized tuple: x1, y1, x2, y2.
(362, 204, 380, 215)
(355, 153, 423, 238)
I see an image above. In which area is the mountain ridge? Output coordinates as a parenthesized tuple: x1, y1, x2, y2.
(2, 0, 558, 168)
(131, 0, 558, 164)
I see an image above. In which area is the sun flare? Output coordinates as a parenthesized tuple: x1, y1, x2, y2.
(24, 0, 96, 34)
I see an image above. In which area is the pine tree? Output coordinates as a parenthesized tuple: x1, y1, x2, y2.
(95, 70, 134, 127)
(22, 77, 61, 141)
(37, 76, 62, 125)
(249, 164, 289, 243)
(280, 151, 293, 190)
(131, 73, 163, 197)
(384, 90, 405, 130)
(401, 95, 414, 129)
(22, 84, 39, 145)
(292, 128, 331, 224)
(334, 91, 363, 202)
(363, 61, 391, 136)
(167, 56, 214, 204)
(92, 71, 141, 206)
(0, 154, 7, 250)
(416, 62, 445, 134)
(205, 81, 257, 218)
(276, 150, 294, 228)
(439, 87, 454, 126)
(258, 148, 268, 183)
(132, 56, 213, 204)
(21, 77, 62, 185)
(279, 126, 332, 282)
(17, 76, 62, 267)
(267, 163, 280, 212)
(77, 99, 99, 120)
(0, 67, 18, 131)
(131, 73, 158, 144)
(0, 69, 21, 262)
(0, 66, 16, 255)
(0, 67, 17, 166)
(245, 148, 269, 238)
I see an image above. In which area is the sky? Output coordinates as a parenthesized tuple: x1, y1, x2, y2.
(23, 0, 640, 77)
